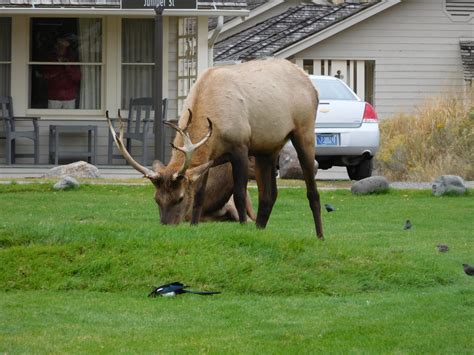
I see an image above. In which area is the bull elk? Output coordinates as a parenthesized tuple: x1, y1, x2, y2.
(109, 59, 323, 238)
(106, 111, 255, 223)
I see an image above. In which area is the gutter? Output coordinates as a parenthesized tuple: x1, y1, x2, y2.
(208, 15, 224, 66)
(0, 8, 249, 17)
(218, 0, 284, 35)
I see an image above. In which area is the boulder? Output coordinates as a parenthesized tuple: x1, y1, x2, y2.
(44, 161, 100, 179)
(351, 176, 390, 195)
(432, 175, 466, 196)
(278, 143, 318, 179)
(278, 144, 303, 179)
(53, 176, 80, 190)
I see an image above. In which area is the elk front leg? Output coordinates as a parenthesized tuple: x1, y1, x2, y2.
(230, 147, 249, 224)
(254, 154, 278, 229)
(191, 170, 209, 225)
(290, 133, 324, 239)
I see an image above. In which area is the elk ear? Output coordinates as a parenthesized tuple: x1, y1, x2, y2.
(152, 160, 166, 173)
(187, 160, 213, 183)
(150, 175, 164, 188)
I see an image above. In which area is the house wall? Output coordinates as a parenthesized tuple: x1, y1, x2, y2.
(1, 14, 209, 165)
(295, 0, 473, 118)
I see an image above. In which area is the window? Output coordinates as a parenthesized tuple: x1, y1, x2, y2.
(0, 17, 11, 97)
(29, 18, 102, 110)
(311, 79, 358, 101)
(121, 19, 154, 109)
(177, 17, 197, 114)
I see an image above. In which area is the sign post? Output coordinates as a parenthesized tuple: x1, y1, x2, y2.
(154, 5, 165, 162)
(121, 0, 197, 162)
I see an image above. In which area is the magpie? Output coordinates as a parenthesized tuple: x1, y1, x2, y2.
(148, 282, 221, 297)
(403, 219, 412, 230)
(436, 244, 449, 253)
(324, 204, 335, 212)
(462, 264, 474, 276)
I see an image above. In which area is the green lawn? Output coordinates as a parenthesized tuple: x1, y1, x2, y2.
(0, 183, 473, 353)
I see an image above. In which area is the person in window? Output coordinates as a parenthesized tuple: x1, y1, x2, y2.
(42, 37, 81, 109)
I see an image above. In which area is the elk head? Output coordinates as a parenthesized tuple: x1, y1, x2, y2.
(106, 109, 213, 224)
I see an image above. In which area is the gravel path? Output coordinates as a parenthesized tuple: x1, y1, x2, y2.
(390, 181, 474, 189)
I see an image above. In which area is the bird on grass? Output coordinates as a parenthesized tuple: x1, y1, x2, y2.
(436, 244, 449, 253)
(324, 204, 335, 212)
(403, 220, 412, 230)
(462, 264, 474, 276)
(148, 282, 221, 297)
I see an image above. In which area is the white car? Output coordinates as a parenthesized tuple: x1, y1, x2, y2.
(310, 75, 380, 180)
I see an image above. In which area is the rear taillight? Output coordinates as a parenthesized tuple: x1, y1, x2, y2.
(363, 103, 378, 123)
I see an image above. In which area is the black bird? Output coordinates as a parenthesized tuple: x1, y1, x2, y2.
(436, 244, 449, 253)
(462, 264, 474, 276)
(325, 203, 335, 212)
(148, 282, 221, 297)
(403, 220, 412, 230)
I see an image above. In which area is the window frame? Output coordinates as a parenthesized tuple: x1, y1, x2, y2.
(177, 17, 198, 115)
(27, 16, 105, 116)
(0, 17, 12, 97)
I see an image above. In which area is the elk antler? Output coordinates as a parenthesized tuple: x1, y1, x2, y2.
(165, 109, 213, 177)
(106, 110, 158, 179)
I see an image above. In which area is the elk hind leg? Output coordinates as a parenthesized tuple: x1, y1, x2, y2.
(254, 154, 278, 229)
(230, 147, 249, 223)
(290, 133, 324, 239)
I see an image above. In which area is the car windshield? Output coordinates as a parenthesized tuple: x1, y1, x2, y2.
(311, 78, 358, 101)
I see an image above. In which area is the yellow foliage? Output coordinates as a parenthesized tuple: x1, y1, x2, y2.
(376, 91, 474, 181)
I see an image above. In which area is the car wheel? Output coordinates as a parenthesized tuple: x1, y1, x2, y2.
(346, 159, 373, 180)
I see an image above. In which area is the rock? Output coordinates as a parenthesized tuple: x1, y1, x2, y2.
(53, 176, 80, 190)
(351, 176, 390, 195)
(44, 161, 101, 179)
(278, 143, 303, 179)
(278, 143, 318, 180)
(432, 175, 466, 196)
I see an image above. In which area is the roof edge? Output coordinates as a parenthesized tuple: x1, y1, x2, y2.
(216, 0, 285, 35)
(0, 7, 249, 16)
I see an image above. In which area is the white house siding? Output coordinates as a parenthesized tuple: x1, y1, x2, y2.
(0, 14, 202, 165)
(295, 0, 474, 118)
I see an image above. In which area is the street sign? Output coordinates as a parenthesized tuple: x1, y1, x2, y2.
(122, 0, 197, 9)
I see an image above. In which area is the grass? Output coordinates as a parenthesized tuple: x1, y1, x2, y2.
(376, 91, 474, 181)
(0, 183, 473, 353)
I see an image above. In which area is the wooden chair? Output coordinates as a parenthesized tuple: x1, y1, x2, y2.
(107, 97, 168, 165)
(0, 96, 39, 165)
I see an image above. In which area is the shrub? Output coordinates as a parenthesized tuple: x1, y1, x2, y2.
(376, 91, 474, 181)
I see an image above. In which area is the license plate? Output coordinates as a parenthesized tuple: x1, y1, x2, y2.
(317, 134, 339, 146)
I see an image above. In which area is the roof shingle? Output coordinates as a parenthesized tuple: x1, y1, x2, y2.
(214, 1, 378, 61)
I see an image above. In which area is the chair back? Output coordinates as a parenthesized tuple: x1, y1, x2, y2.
(0, 96, 14, 132)
(127, 97, 153, 135)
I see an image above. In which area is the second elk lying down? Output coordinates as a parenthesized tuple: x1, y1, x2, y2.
(110, 59, 323, 238)
(106, 111, 255, 223)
